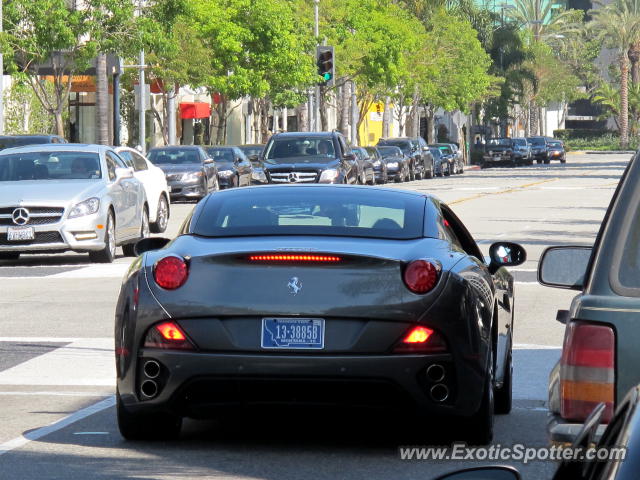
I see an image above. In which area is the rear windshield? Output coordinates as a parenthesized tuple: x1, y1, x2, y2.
(548, 141, 562, 148)
(528, 137, 546, 146)
(148, 149, 201, 164)
(488, 138, 512, 146)
(193, 188, 425, 240)
(0, 151, 102, 181)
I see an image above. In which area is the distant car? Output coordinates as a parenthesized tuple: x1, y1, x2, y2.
(0, 144, 148, 263)
(527, 136, 549, 163)
(377, 137, 434, 180)
(238, 144, 268, 184)
(351, 147, 376, 185)
(364, 146, 388, 184)
(546, 140, 566, 164)
(429, 147, 451, 176)
(482, 138, 517, 168)
(511, 137, 533, 166)
(262, 132, 358, 184)
(429, 144, 459, 173)
(204, 146, 253, 189)
(147, 146, 219, 201)
(115, 185, 525, 444)
(0, 135, 67, 151)
(538, 149, 640, 443)
(114, 147, 170, 234)
(446, 143, 465, 174)
(376, 146, 410, 182)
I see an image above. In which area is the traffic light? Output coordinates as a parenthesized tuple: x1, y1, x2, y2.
(316, 46, 334, 86)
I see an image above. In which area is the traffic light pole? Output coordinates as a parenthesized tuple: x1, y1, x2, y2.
(314, 0, 320, 131)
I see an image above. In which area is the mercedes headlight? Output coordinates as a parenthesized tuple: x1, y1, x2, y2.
(319, 169, 340, 182)
(69, 197, 100, 219)
(182, 171, 204, 182)
(218, 169, 234, 178)
(252, 170, 266, 180)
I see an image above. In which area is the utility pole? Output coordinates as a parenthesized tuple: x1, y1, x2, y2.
(314, 0, 320, 131)
(351, 80, 358, 146)
(0, 0, 5, 135)
(138, 0, 146, 153)
(167, 86, 176, 145)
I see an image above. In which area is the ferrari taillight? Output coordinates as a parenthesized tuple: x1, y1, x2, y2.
(249, 254, 342, 262)
(154, 256, 188, 290)
(403, 260, 440, 294)
(144, 321, 195, 350)
(393, 326, 447, 353)
(560, 321, 615, 422)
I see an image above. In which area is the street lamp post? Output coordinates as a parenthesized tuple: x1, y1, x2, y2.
(0, 0, 5, 135)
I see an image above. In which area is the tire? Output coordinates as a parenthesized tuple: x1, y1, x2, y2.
(444, 163, 451, 176)
(560, 159, 566, 164)
(464, 345, 495, 445)
(122, 207, 150, 257)
(495, 350, 513, 414)
(458, 163, 464, 174)
(150, 195, 169, 234)
(409, 164, 415, 181)
(117, 393, 182, 441)
(536, 159, 542, 164)
(89, 212, 116, 263)
(544, 159, 550, 164)
(415, 167, 423, 180)
(0, 252, 20, 260)
(425, 162, 434, 179)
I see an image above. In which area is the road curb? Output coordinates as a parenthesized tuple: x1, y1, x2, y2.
(466, 165, 481, 171)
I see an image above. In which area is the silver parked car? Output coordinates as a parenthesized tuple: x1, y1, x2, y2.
(0, 144, 148, 263)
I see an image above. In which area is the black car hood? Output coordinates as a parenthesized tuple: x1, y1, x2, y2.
(265, 158, 339, 171)
(156, 163, 202, 174)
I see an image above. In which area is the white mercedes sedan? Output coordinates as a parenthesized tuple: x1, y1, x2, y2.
(114, 146, 170, 233)
(0, 144, 148, 263)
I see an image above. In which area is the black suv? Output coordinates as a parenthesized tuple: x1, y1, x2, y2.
(262, 132, 358, 184)
(377, 137, 434, 180)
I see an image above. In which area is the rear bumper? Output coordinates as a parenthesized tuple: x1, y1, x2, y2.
(118, 349, 484, 419)
(548, 413, 607, 444)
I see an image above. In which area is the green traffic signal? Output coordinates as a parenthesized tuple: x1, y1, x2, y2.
(323, 73, 332, 82)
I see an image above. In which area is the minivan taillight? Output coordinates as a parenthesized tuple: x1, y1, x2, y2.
(560, 321, 615, 422)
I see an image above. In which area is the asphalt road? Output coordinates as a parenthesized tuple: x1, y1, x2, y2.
(0, 153, 628, 479)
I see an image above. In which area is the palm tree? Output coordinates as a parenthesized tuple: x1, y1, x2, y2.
(589, 0, 640, 148)
(507, 0, 576, 41)
(95, 53, 110, 145)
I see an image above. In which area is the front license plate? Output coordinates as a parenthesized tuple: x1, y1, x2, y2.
(261, 318, 325, 350)
(7, 226, 35, 241)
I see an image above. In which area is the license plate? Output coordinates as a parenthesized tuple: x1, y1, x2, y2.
(261, 318, 325, 350)
(7, 226, 35, 241)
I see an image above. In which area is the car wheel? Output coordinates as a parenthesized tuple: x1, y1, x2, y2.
(89, 212, 116, 263)
(150, 195, 170, 234)
(458, 163, 464, 174)
(536, 159, 542, 164)
(560, 159, 566, 164)
(495, 350, 513, 414)
(117, 392, 182, 441)
(0, 252, 20, 260)
(464, 345, 495, 445)
(122, 207, 149, 257)
(444, 163, 451, 176)
(544, 159, 550, 164)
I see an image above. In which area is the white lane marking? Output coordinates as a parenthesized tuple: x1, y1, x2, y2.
(49, 263, 130, 279)
(0, 395, 115, 456)
(0, 338, 114, 386)
(0, 391, 109, 397)
(73, 432, 109, 435)
(0, 337, 80, 343)
(514, 344, 562, 350)
(515, 281, 539, 285)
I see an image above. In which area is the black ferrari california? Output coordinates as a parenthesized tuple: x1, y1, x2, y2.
(115, 185, 525, 444)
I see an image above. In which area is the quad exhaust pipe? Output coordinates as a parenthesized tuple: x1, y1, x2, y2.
(430, 384, 449, 403)
(140, 380, 158, 399)
(426, 364, 446, 383)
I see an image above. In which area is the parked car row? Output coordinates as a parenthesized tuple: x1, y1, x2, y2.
(481, 136, 566, 168)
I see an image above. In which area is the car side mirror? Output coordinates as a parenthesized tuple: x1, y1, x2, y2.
(488, 242, 526, 273)
(433, 466, 522, 480)
(343, 153, 356, 161)
(248, 154, 259, 162)
(134, 237, 171, 256)
(538, 246, 592, 290)
(204, 158, 214, 165)
(115, 167, 134, 181)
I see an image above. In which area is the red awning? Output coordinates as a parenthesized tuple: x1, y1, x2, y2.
(179, 102, 211, 119)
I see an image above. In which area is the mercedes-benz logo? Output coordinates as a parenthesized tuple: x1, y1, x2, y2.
(12, 207, 30, 226)
(288, 172, 299, 183)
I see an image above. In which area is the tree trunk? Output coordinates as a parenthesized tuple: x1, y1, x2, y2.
(425, 106, 435, 143)
(620, 54, 630, 148)
(529, 104, 538, 136)
(54, 110, 65, 138)
(95, 53, 109, 145)
(629, 43, 640, 86)
(382, 96, 391, 138)
(338, 81, 350, 137)
(297, 103, 308, 133)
